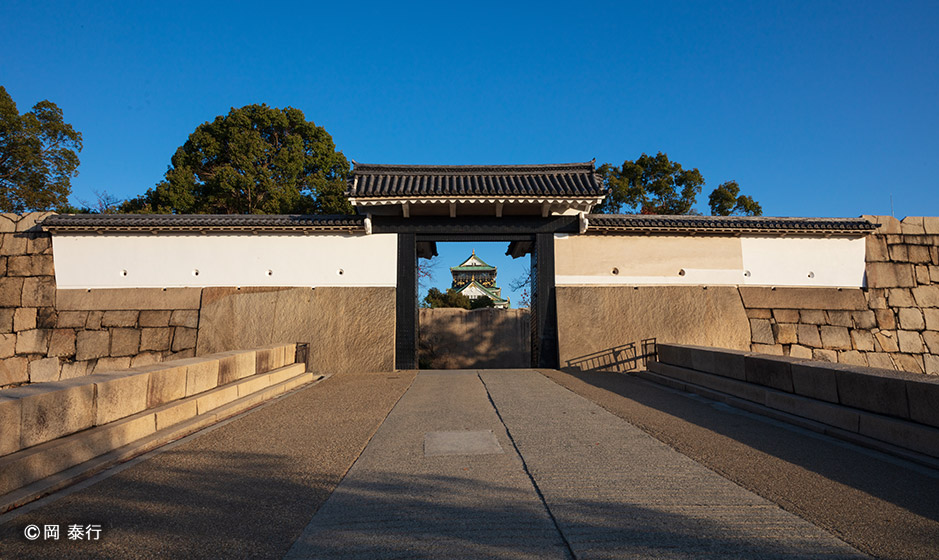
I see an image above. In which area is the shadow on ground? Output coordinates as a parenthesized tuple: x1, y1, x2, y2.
(545, 368, 939, 560)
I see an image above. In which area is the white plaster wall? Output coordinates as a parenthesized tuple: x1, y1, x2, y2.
(52, 233, 398, 288)
(555, 234, 866, 288)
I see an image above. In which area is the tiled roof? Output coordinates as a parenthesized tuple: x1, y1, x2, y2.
(586, 215, 876, 234)
(41, 214, 367, 233)
(348, 162, 605, 200)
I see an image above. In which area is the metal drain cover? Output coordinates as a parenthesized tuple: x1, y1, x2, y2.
(424, 430, 504, 457)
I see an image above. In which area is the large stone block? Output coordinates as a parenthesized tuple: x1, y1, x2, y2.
(888, 244, 909, 262)
(839, 350, 868, 367)
(789, 345, 813, 359)
(147, 364, 188, 407)
(21, 277, 55, 307)
(48, 329, 76, 357)
(93, 356, 132, 373)
(897, 330, 924, 353)
(76, 330, 110, 361)
(744, 355, 795, 392)
(812, 349, 838, 363)
(923, 331, 939, 354)
(218, 350, 256, 384)
(36, 306, 56, 329)
(172, 327, 198, 351)
(865, 235, 889, 262)
(772, 309, 801, 323)
(886, 288, 914, 307)
(198, 286, 398, 374)
(110, 328, 141, 357)
(56, 288, 203, 311)
(56, 310, 88, 328)
(867, 262, 915, 288)
(196, 385, 239, 415)
(850, 330, 875, 352)
(15, 211, 55, 232)
(0, 277, 24, 307)
(140, 327, 172, 352)
(912, 285, 939, 308)
(7, 379, 96, 448)
(59, 360, 90, 380)
(910, 245, 932, 264)
(796, 324, 822, 348)
(0, 233, 27, 255)
(169, 309, 200, 328)
(0, 215, 16, 233)
(800, 310, 827, 324)
(925, 354, 939, 376)
(827, 311, 854, 328)
(255, 345, 285, 374)
(131, 351, 162, 368)
(924, 216, 939, 235)
(925, 307, 939, 331)
(836, 367, 911, 418)
(862, 215, 901, 235)
(26, 234, 51, 254)
(138, 310, 171, 327)
(0, 333, 14, 359)
(773, 323, 799, 344)
(898, 308, 925, 331)
(908, 378, 939, 428)
(738, 287, 868, 310)
(0, 308, 13, 333)
(656, 344, 696, 369)
(28, 357, 60, 383)
(0, 356, 28, 386)
(181, 358, 220, 396)
(819, 326, 852, 350)
(101, 310, 138, 328)
(749, 318, 774, 345)
(95, 371, 150, 425)
(866, 352, 895, 370)
(852, 310, 876, 330)
(790, 362, 840, 403)
(893, 353, 924, 374)
(85, 310, 104, 330)
(764, 391, 860, 433)
(874, 308, 896, 330)
(0, 396, 21, 455)
(900, 216, 927, 235)
(12, 307, 36, 332)
(15, 329, 50, 354)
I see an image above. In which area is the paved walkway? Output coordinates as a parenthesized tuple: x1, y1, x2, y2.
(286, 370, 864, 559)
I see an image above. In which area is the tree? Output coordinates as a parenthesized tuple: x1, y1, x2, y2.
(595, 152, 762, 216)
(123, 104, 352, 214)
(596, 152, 703, 214)
(0, 86, 82, 212)
(708, 180, 762, 216)
(422, 288, 472, 309)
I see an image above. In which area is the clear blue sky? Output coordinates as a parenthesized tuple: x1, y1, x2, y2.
(3, 1, 937, 304)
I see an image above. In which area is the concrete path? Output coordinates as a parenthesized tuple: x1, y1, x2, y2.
(0, 371, 415, 559)
(286, 370, 864, 559)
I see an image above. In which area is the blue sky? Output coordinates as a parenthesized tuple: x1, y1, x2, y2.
(2, 1, 937, 304)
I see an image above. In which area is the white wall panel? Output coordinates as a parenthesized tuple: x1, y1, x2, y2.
(52, 233, 398, 289)
(555, 234, 867, 288)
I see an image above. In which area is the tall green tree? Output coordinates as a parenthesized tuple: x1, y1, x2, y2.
(595, 152, 761, 215)
(708, 180, 762, 216)
(123, 104, 352, 214)
(0, 86, 82, 212)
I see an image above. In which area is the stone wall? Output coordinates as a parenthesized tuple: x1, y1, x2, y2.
(419, 308, 530, 369)
(1, 212, 397, 389)
(741, 216, 939, 375)
(0, 213, 202, 388)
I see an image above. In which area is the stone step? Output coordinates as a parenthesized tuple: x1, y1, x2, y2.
(0, 363, 320, 513)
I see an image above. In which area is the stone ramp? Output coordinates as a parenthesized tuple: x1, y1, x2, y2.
(287, 370, 863, 559)
(480, 370, 864, 559)
(284, 370, 570, 560)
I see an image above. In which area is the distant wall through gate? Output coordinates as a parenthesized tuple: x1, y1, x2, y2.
(419, 308, 530, 369)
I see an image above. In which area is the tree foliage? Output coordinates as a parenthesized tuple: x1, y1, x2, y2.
(123, 104, 352, 214)
(707, 180, 762, 216)
(0, 86, 82, 212)
(595, 152, 761, 216)
(422, 288, 494, 309)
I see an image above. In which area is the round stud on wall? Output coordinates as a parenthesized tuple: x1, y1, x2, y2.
(120, 269, 128, 277)
(337, 268, 345, 276)
(807, 271, 815, 278)
(611, 267, 619, 275)
(678, 269, 686, 276)
(266, 270, 273, 277)
(192, 269, 200, 277)
(743, 270, 751, 277)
